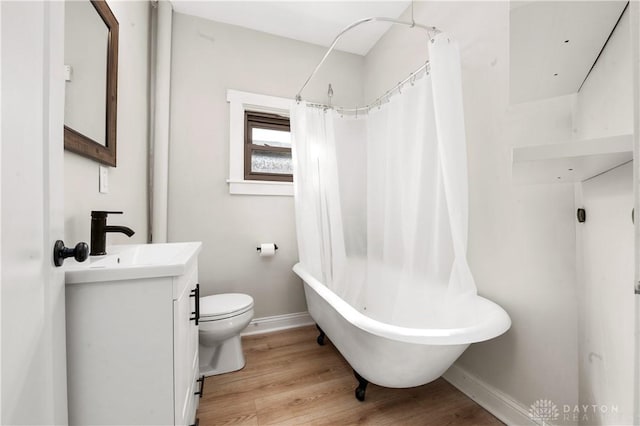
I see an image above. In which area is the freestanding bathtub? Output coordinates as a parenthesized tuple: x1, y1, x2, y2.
(293, 262, 511, 400)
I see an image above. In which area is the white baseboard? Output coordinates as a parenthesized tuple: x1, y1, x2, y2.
(241, 311, 314, 336)
(443, 364, 548, 426)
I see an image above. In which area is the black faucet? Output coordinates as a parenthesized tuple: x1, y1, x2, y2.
(90, 211, 135, 256)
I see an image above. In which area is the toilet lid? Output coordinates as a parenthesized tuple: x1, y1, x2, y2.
(200, 293, 254, 321)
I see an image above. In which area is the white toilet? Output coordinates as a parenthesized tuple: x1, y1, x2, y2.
(198, 293, 254, 377)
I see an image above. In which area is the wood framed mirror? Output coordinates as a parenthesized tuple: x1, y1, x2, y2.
(64, 0, 119, 167)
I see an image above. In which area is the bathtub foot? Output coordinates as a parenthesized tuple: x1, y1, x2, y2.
(353, 370, 368, 402)
(316, 324, 326, 346)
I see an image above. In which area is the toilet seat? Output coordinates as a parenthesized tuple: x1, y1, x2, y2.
(200, 293, 254, 322)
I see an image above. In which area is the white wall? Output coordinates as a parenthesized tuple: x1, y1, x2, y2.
(64, 0, 150, 247)
(365, 1, 580, 420)
(574, 9, 634, 425)
(168, 13, 364, 317)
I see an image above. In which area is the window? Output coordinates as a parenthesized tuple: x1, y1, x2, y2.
(226, 89, 294, 196)
(244, 111, 292, 182)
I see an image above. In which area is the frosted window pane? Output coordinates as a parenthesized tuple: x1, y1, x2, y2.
(251, 150, 293, 174)
(252, 128, 291, 148)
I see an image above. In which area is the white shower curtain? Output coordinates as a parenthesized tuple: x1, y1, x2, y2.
(292, 34, 476, 322)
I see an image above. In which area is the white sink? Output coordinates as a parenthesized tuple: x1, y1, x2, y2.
(65, 242, 202, 284)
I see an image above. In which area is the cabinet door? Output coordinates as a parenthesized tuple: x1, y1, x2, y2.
(67, 278, 174, 425)
(174, 265, 199, 425)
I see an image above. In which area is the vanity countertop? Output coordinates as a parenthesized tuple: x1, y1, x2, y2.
(65, 242, 202, 284)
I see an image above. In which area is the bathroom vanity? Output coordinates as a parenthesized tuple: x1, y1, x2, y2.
(65, 242, 202, 426)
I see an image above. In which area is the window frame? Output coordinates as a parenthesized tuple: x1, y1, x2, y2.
(226, 89, 294, 196)
(244, 111, 292, 182)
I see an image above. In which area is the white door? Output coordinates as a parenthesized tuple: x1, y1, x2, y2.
(1, 1, 68, 424)
(577, 164, 635, 425)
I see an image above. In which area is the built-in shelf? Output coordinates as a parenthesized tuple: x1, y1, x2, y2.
(511, 134, 633, 184)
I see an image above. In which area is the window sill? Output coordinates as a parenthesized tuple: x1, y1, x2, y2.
(226, 179, 293, 196)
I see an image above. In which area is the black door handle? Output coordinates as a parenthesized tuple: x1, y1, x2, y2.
(190, 284, 200, 325)
(195, 375, 205, 398)
(53, 240, 89, 267)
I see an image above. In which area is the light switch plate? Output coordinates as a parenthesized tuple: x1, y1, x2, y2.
(99, 165, 109, 194)
(64, 65, 72, 82)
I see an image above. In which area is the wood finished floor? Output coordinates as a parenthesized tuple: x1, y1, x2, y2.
(197, 325, 503, 425)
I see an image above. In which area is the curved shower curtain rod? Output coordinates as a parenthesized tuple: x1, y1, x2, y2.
(295, 16, 442, 111)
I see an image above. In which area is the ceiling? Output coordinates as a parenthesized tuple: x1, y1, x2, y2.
(170, 1, 627, 98)
(169, 1, 410, 56)
(510, 1, 627, 104)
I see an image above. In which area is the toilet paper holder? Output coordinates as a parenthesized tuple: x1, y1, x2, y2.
(256, 244, 278, 252)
